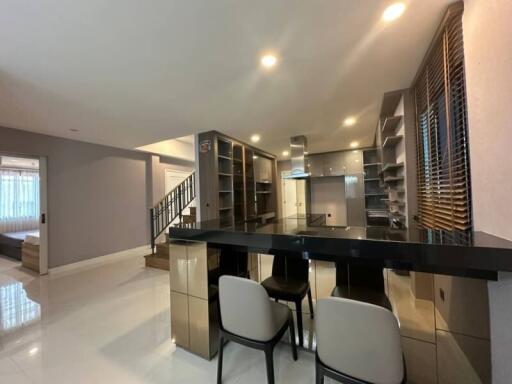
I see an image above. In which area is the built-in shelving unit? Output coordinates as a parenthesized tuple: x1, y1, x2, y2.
(377, 90, 413, 228)
(381, 162, 404, 172)
(381, 115, 403, 135)
(198, 131, 277, 227)
(363, 149, 388, 225)
(382, 135, 403, 149)
(217, 138, 233, 227)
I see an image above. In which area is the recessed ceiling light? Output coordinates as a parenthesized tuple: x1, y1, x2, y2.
(253, 155, 259, 159)
(382, 2, 406, 22)
(261, 54, 277, 69)
(250, 134, 261, 143)
(343, 117, 357, 127)
(282, 150, 290, 157)
(350, 141, 359, 148)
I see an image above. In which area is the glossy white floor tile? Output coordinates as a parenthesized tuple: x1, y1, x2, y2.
(0, 254, 324, 384)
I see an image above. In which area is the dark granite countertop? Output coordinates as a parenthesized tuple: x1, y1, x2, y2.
(169, 214, 512, 280)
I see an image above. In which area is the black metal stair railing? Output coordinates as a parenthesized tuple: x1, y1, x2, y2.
(150, 172, 195, 253)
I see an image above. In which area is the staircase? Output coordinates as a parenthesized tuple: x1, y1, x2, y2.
(145, 172, 196, 270)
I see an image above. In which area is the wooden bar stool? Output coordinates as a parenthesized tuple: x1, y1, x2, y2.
(315, 297, 406, 384)
(217, 276, 298, 384)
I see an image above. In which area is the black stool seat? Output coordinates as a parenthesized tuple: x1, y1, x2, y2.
(331, 285, 392, 311)
(260, 255, 314, 347)
(261, 276, 309, 301)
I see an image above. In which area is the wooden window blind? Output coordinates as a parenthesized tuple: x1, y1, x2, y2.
(413, 3, 472, 231)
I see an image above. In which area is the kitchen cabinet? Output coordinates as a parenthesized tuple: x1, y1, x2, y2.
(345, 150, 363, 174)
(306, 154, 325, 177)
(254, 156, 273, 183)
(323, 152, 346, 176)
(306, 150, 363, 177)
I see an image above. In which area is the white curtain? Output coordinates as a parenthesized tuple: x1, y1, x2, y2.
(0, 169, 40, 233)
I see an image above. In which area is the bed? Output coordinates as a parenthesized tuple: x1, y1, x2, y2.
(0, 230, 39, 261)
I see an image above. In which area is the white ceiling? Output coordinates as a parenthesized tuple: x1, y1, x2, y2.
(0, 0, 453, 158)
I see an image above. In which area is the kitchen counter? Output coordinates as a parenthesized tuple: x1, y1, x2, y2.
(169, 214, 512, 280)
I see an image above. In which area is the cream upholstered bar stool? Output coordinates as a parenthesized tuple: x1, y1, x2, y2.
(217, 276, 298, 384)
(315, 297, 406, 384)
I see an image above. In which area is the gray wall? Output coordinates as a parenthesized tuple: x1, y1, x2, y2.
(0, 125, 193, 268)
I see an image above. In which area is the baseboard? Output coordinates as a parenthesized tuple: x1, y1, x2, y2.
(48, 245, 151, 276)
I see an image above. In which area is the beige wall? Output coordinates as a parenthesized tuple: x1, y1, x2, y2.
(464, 0, 512, 240)
(463, 1, 512, 383)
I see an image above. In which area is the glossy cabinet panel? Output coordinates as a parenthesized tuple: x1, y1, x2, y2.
(345, 174, 365, 226)
(254, 156, 273, 183)
(323, 152, 345, 176)
(187, 242, 208, 299)
(306, 154, 325, 177)
(436, 330, 491, 384)
(434, 275, 490, 339)
(401, 337, 437, 384)
(345, 150, 363, 174)
(305, 150, 362, 177)
(170, 291, 189, 348)
(188, 296, 211, 359)
(169, 242, 188, 294)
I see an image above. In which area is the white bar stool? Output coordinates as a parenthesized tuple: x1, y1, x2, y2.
(315, 297, 406, 384)
(217, 275, 298, 384)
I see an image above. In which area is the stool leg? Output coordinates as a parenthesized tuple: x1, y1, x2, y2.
(264, 345, 275, 384)
(307, 288, 314, 319)
(217, 335, 224, 384)
(295, 301, 304, 347)
(289, 315, 298, 361)
(315, 363, 324, 384)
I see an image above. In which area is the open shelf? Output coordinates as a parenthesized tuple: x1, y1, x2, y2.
(364, 162, 383, 167)
(381, 116, 403, 135)
(363, 149, 380, 165)
(364, 178, 381, 182)
(382, 162, 404, 172)
(218, 138, 232, 158)
(218, 154, 232, 161)
(382, 135, 403, 149)
(384, 176, 404, 183)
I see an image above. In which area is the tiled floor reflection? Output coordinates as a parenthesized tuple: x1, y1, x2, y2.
(0, 254, 333, 384)
(0, 281, 41, 333)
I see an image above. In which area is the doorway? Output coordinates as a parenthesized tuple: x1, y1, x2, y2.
(281, 172, 306, 218)
(0, 154, 48, 275)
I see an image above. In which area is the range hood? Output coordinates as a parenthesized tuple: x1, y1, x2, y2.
(284, 135, 310, 179)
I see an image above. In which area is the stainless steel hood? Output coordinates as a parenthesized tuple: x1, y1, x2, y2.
(285, 135, 310, 179)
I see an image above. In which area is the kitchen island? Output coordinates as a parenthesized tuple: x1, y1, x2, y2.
(170, 214, 512, 280)
(167, 214, 512, 384)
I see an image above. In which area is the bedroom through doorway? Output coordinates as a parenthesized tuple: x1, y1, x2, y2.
(0, 154, 48, 274)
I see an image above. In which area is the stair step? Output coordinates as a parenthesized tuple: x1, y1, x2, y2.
(144, 254, 169, 270)
(156, 242, 169, 257)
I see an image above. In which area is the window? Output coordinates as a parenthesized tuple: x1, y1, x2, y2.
(0, 169, 40, 232)
(413, 4, 472, 231)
